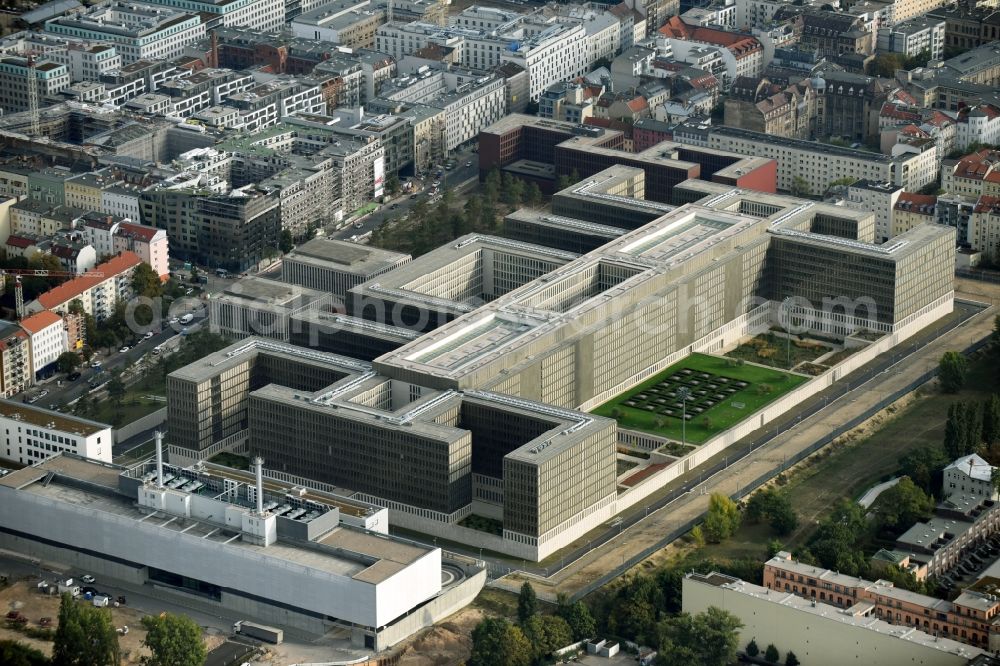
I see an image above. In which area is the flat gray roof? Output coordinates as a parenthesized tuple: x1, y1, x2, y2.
(286, 237, 410, 275)
(168, 338, 372, 383)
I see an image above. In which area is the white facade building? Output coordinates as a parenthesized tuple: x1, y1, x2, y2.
(943, 454, 999, 503)
(18, 310, 67, 379)
(44, 2, 207, 64)
(0, 402, 111, 465)
(845, 180, 904, 242)
(876, 16, 945, 60)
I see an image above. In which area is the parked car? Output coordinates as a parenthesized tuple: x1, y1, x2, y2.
(37, 389, 48, 398)
(38, 617, 52, 627)
(143, 331, 154, 340)
(68, 372, 81, 381)
(152, 347, 162, 356)
(80, 575, 95, 584)
(390, 203, 398, 210)
(118, 346, 130, 354)
(116, 596, 126, 605)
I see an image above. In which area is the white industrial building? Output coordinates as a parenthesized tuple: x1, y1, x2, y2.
(0, 451, 485, 650)
(0, 401, 112, 465)
(683, 572, 989, 666)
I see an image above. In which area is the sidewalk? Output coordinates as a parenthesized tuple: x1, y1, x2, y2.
(491, 300, 997, 601)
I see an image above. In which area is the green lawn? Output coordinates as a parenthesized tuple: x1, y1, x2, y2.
(208, 452, 250, 470)
(592, 353, 808, 444)
(726, 332, 832, 370)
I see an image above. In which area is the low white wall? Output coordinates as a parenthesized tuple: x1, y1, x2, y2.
(113, 407, 167, 444)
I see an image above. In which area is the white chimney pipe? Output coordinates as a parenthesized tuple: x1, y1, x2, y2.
(253, 457, 264, 515)
(155, 431, 164, 488)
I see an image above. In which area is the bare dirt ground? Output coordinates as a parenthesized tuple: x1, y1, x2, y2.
(395, 607, 486, 666)
(0, 580, 224, 663)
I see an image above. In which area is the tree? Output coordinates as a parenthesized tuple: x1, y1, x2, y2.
(503, 178, 525, 208)
(945, 402, 969, 459)
(656, 607, 742, 666)
(140, 612, 206, 666)
(745, 638, 759, 657)
(868, 52, 904, 77)
(131, 262, 163, 299)
(279, 229, 294, 254)
(57, 352, 81, 374)
(557, 600, 595, 641)
(68, 299, 85, 315)
(517, 581, 537, 624)
(984, 394, 1000, 448)
(0, 640, 50, 666)
(386, 172, 400, 195)
(484, 169, 501, 206)
(939, 351, 969, 393)
(522, 614, 573, 660)
(690, 525, 705, 546)
(966, 400, 984, 452)
(899, 444, 949, 495)
(525, 182, 543, 208)
(764, 644, 780, 663)
(469, 618, 532, 666)
(789, 176, 811, 197)
(785, 651, 800, 666)
(107, 376, 126, 407)
(769, 497, 798, 536)
(53, 593, 119, 666)
(703, 493, 741, 543)
(993, 314, 1000, 346)
(806, 500, 869, 576)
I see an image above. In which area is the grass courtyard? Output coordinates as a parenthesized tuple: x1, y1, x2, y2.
(592, 353, 808, 444)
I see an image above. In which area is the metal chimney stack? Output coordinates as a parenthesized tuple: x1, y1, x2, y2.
(253, 457, 264, 515)
(154, 431, 164, 488)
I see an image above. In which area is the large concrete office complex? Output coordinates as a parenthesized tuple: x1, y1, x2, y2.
(281, 237, 411, 300)
(0, 454, 484, 650)
(168, 169, 956, 560)
(208, 276, 335, 341)
(477, 114, 777, 199)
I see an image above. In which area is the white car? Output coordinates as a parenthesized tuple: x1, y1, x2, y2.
(37, 389, 48, 398)
(119, 346, 130, 353)
(143, 331, 154, 340)
(168, 317, 180, 325)
(80, 575, 95, 584)
(152, 347, 162, 355)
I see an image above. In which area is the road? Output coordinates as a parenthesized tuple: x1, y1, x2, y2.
(327, 145, 480, 241)
(20, 309, 208, 414)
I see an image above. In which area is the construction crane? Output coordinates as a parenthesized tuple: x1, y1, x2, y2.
(25, 55, 39, 138)
(0, 269, 105, 320)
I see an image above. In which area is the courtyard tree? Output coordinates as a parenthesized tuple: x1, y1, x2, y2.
(53, 593, 119, 666)
(871, 477, 933, 534)
(0, 640, 50, 665)
(785, 651, 800, 666)
(279, 229, 294, 254)
(764, 644, 780, 663)
(938, 351, 968, 393)
(556, 596, 596, 641)
(745, 639, 759, 657)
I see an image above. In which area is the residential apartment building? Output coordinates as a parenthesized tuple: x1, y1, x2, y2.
(877, 15, 945, 61)
(18, 310, 66, 380)
(27, 252, 142, 321)
(941, 150, 1000, 199)
(659, 16, 764, 86)
(0, 57, 70, 114)
(685, 571, 988, 666)
(77, 212, 125, 260)
(113, 222, 169, 280)
(970, 195, 1000, 261)
(140, 186, 280, 273)
(893, 192, 937, 237)
(763, 552, 1000, 649)
(0, 323, 31, 397)
(44, 2, 207, 64)
(927, 5, 1000, 53)
(697, 125, 939, 194)
(723, 76, 816, 139)
(777, 8, 873, 56)
(944, 454, 999, 503)
(0, 401, 112, 465)
(845, 180, 903, 242)
(291, 4, 386, 49)
(955, 104, 1000, 153)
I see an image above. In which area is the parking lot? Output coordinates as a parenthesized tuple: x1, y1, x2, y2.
(936, 535, 1000, 595)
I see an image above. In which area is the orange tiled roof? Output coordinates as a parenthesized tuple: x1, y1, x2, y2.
(36, 251, 141, 310)
(18, 309, 62, 334)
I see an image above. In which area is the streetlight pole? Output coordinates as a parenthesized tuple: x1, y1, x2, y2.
(678, 386, 690, 448)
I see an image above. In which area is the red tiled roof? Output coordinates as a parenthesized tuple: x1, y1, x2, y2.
(115, 222, 160, 243)
(18, 310, 62, 334)
(5, 235, 35, 249)
(880, 103, 920, 122)
(975, 195, 1000, 213)
(659, 16, 762, 57)
(626, 97, 648, 112)
(894, 192, 937, 215)
(36, 251, 141, 310)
